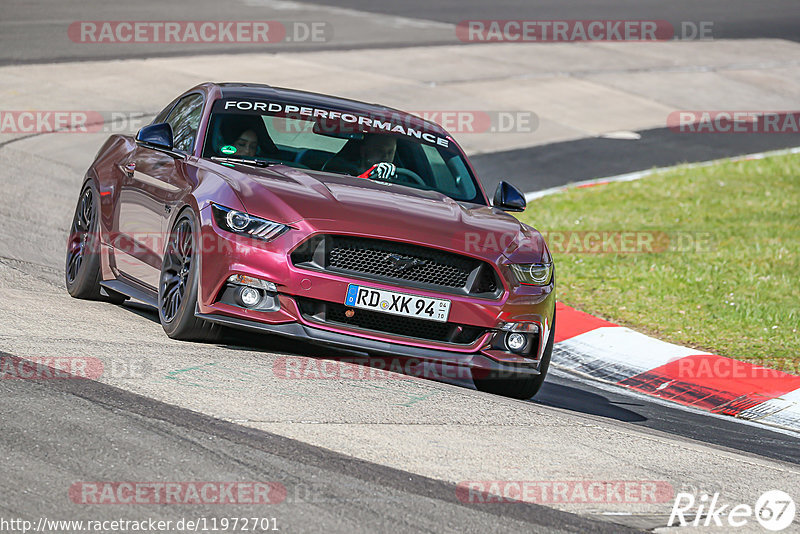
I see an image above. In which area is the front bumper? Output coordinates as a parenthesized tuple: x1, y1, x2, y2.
(195, 206, 556, 373)
(196, 311, 541, 377)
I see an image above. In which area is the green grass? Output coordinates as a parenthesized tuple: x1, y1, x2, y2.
(518, 153, 800, 373)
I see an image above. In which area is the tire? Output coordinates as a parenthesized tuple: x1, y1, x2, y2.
(158, 209, 224, 342)
(65, 182, 127, 304)
(473, 311, 556, 400)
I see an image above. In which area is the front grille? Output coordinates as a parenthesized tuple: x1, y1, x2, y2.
(291, 235, 501, 298)
(297, 298, 485, 345)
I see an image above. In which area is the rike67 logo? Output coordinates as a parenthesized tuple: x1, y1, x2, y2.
(669, 490, 796, 531)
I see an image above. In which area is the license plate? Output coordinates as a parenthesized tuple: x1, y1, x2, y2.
(344, 284, 451, 322)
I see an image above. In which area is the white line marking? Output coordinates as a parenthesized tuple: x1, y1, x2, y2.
(525, 145, 800, 201)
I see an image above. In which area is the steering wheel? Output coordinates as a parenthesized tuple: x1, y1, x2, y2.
(322, 159, 427, 188)
(322, 158, 358, 175)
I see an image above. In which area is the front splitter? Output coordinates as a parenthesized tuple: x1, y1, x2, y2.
(196, 312, 541, 377)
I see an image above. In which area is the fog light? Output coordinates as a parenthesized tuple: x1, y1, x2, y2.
(506, 332, 527, 352)
(238, 286, 262, 307)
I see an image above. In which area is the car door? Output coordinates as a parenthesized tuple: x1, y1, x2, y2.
(113, 93, 204, 290)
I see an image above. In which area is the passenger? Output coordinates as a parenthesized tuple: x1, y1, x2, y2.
(219, 116, 278, 158)
(230, 128, 259, 157)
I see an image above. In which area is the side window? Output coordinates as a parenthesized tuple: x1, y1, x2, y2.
(165, 94, 204, 153)
(153, 99, 177, 125)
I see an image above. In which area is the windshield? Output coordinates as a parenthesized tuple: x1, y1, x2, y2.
(202, 99, 485, 204)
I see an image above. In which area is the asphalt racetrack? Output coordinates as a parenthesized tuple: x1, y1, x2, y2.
(1, 1, 799, 532)
(3, 0, 799, 64)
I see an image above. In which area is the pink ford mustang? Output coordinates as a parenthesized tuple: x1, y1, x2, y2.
(66, 82, 555, 399)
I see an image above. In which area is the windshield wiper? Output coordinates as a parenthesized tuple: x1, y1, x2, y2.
(210, 156, 276, 168)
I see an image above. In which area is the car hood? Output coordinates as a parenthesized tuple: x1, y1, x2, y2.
(218, 164, 547, 263)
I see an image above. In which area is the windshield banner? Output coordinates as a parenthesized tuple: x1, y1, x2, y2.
(214, 99, 451, 148)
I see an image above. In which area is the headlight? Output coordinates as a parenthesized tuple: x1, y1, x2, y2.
(211, 204, 290, 241)
(509, 263, 553, 285)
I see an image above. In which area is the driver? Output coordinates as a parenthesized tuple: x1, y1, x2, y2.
(324, 134, 398, 179)
(359, 135, 397, 178)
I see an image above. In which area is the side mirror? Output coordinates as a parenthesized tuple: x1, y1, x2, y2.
(493, 181, 526, 212)
(135, 122, 174, 150)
